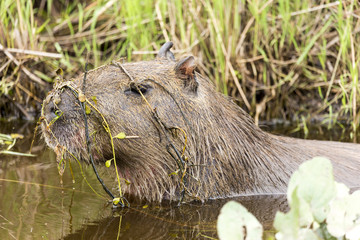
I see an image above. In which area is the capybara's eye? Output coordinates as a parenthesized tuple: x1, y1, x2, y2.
(125, 83, 150, 95)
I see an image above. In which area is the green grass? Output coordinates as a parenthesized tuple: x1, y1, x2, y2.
(0, 0, 359, 133)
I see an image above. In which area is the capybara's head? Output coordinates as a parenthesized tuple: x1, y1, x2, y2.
(41, 42, 280, 202)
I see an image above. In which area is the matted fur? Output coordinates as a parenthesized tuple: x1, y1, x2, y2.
(41, 49, 360, 202)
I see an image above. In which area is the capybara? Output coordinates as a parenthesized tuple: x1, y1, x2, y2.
(41, 42, 360, 202)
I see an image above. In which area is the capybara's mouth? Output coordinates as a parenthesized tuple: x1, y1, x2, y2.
(41, 80, 87, 156)
(41, 118, 86, 158)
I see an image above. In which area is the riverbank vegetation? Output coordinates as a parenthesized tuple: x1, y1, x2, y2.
(1, 0, 359, 132)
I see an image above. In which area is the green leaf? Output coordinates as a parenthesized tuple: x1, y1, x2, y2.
(36, 18, 50, 34)
(122, 178, 131, 185)
(34, 70, 53, 83)
(0, 133, 13, 141)
(91, 96, 97, 105)
(105, 159, 112, 168)
(272, 157, 360, 240)
(113, 198, 120, 205)
(85, 104, 91, 114)
(327, 188, 360, 239)
(296, 18, 332, 65)
(114, 132, 126, 139)
(10, 133, 24, 139)
(54, 42, 62, 53)
(217, 201, 263, 240)
(168, 170, 179, 176)
(287, 157, 335, 223)
(274, 188, 301, 240)
(297, 229, 319, 240)
(78, 93, 86, 102)
(0, 150, 36, 157)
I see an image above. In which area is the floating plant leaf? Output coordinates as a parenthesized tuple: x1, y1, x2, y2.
(114, 132, 126, 139)
(91, 96, 97, 105)
(273, 157, 360, 240)
(274, 189, 302, 240)
(168, 170, 179, 176)
(287, 157, 335, 223)
(78, 92, 86, 102)
(105, 159, 112, 168)
(297, 229, 318, 240)
(113, 198, 120, 205)
(85, 104, 91, 114)
(217, 158, 360, 240)
(217, 201, 263, 240)
(327, 188, 360, 239)
(121, 178, 131, 185)
(10, 133, 23, 139)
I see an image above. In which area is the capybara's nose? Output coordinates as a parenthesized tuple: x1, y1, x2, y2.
(43, 100, 58, 123)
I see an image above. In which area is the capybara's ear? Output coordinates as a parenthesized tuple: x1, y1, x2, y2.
(157, 42, 175, 61)
(175, 56, 198, 92)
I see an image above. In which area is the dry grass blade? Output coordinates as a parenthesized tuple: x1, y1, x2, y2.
(0, 46, 62, 59)
(156, 2, 170, 42)
(0, 43, 45, 86)
(273, 1, 340, 19)
(0, 59, 12, 73)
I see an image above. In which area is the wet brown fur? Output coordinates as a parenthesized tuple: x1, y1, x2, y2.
(41, 45, 360, 202)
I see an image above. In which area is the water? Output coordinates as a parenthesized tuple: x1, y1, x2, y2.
(0, 121, 359, 240)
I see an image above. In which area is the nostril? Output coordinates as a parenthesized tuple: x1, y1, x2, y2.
(50, 106, 56, 114)
(44, 101, 59, 123)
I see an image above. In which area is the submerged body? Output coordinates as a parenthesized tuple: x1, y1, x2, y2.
(41, 42, 360, 202)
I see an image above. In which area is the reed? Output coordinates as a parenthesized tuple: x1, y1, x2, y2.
(0, 0, 359, 133)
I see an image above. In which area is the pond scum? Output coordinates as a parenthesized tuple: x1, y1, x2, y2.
(0, 0, 359, 132)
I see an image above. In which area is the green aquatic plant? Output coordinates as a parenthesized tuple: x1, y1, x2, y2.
(274, 157, 360, 240)
(217, 201, 263, 240)
(217, 157, 360, 240)
(0, 133, 35, 157)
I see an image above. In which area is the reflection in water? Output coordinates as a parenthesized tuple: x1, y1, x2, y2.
(0, 149, 111, 240)
(64, 195, 287, 240)
(0, 121, 358, 239)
